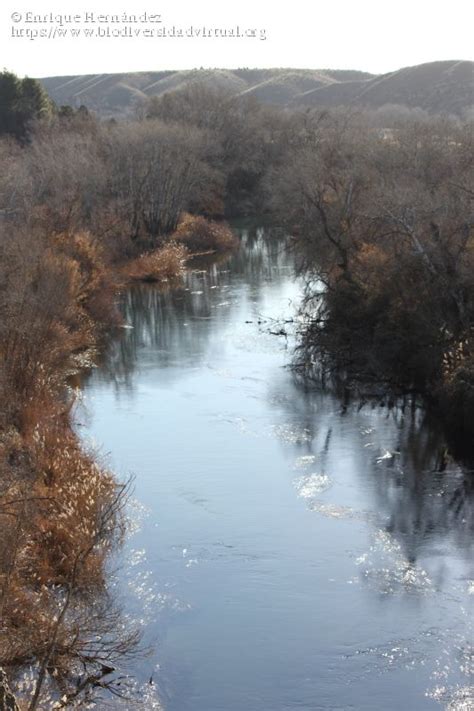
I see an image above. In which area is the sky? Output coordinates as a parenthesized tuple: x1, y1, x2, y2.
(1, 0, 473, 78)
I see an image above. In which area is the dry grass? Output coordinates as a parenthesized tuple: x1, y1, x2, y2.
(0, 225, 138, 707)
(124, 241, 188, 282)
(0, 229, 120, 433)
(0, 397, 138, 708)
(172, 213, 239, 254)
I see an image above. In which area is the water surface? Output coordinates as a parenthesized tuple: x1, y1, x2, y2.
(82, 227, 473, 711)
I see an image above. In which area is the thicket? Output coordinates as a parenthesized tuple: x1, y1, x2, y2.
(0, 224, 140, 708)
(267, 109, 474, 454)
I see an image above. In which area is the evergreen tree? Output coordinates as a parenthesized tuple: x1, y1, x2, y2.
(0, 70, 52, 141)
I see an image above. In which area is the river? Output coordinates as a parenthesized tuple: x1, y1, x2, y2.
(81, 226, 473, 711)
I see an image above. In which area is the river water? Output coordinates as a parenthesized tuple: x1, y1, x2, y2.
(81, 227, 473, 711)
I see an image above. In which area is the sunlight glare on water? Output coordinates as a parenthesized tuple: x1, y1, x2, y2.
(81, 226, 474, 711)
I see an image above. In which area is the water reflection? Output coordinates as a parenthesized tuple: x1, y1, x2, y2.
(83, 226, 473, 711)
(90, 227, 291, 393)
(268, 377, 474, 591)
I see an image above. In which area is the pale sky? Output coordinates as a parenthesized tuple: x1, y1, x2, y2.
(1, 0, 473, 78)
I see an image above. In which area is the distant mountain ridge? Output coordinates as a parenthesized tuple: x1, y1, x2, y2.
(39, 60, 474, 117)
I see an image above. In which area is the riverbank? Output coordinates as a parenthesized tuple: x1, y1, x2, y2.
(0, 214, 238, 708)
(122, 215, 239, 284)
(0, 227, 132, 708)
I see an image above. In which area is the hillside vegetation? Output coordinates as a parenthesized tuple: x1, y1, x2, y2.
(39, 60, 473, 117)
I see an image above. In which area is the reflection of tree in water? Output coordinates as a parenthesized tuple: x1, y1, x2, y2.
(366, 406, 474, 568)
(267, 376, 474, 575)
(84, 227, 293, 393)
(84, 220, 474, 577)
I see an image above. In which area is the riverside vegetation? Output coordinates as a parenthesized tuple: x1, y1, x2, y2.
(0, 69, 473, 707)
(267, 110, 474, 455)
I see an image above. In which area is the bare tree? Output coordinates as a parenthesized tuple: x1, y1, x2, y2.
(104, 120, 210, 241)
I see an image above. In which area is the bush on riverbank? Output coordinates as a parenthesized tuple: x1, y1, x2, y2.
(0, 224, 137, 707)
(172, 213, 239, 254)
(274, 110, 474, 450)
(0, 228, 120, 429)
(0, 416, 139, 706)
(124, 241, 188, 282)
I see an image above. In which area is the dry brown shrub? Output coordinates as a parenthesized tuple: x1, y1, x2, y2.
(172, 213, 239, 254)
(0, 222, 139, 705)
(0, 228, 121, 435)
(124, 241, 188, 282)
(0, 410, 134, 705)
(52, 231, 122, 329)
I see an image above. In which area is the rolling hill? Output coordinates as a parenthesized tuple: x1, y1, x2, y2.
(39, 60, 473, 117)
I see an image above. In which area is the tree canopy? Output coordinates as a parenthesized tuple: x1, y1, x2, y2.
(0, 70, 52, 141)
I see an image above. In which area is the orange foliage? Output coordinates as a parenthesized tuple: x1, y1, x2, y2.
(172, 213, 239, 254)
(124, 242, 188, 282)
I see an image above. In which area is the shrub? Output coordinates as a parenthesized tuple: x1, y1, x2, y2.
(124, 242, 188, 282)
(0, 224, 139, 707)
(172, 213, 239, 253)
